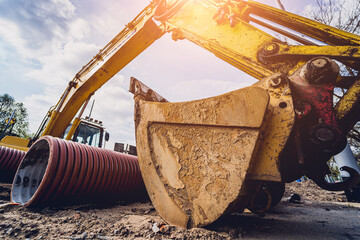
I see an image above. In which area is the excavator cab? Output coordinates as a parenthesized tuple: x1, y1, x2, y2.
(62, 117, 109, 148)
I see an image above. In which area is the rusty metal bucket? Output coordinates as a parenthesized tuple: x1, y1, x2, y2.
(130, 76, 294, 228)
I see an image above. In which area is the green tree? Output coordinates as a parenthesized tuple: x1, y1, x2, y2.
(304, 0, 360, 34)
(0, 93, 30, 138)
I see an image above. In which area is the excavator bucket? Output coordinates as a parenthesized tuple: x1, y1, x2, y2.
(130, 75, 294, 228)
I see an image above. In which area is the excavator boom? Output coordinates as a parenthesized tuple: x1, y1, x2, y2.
(40, 2, 164, 138)
(39, 0, 360, 141)
(6, 0, 360, 229)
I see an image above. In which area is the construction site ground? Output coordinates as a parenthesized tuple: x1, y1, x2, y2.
(1, 180, 360, 240)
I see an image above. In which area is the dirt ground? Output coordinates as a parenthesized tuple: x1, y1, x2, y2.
(1, 180, 360, 240)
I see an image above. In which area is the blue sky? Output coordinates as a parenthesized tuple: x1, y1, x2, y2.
(0, 0, 344, 148)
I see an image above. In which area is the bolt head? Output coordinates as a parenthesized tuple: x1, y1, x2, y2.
(262, 43, 279, 55)
(311, 58, 328, 69)
(315, 127, 335, 142)
(301, 58, 335, 84)
(265, 45, 275, 52)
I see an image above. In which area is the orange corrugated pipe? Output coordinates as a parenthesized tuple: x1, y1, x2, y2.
(11, 136, 145, 206)
(0, 146, 26, 183)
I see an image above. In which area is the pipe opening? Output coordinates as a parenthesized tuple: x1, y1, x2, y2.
(11, 139, 49, 205)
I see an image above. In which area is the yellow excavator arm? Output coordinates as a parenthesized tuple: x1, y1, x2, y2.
(39, 2, 164, 138)
(42, 0, 360, 139)
(29, 0, 360, 228)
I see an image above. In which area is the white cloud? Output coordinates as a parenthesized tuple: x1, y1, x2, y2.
(0, 0, 90, 59)
(26, 41, 99, 86)
(85, 76, 136, 148)
(0, 18, 31, 58)
(24, 87, 61, 133)
(34, 0, 76, 20)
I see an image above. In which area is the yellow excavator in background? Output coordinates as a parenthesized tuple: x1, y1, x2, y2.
(0, 102, 109, 151)
(2, 0, 360, 228)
